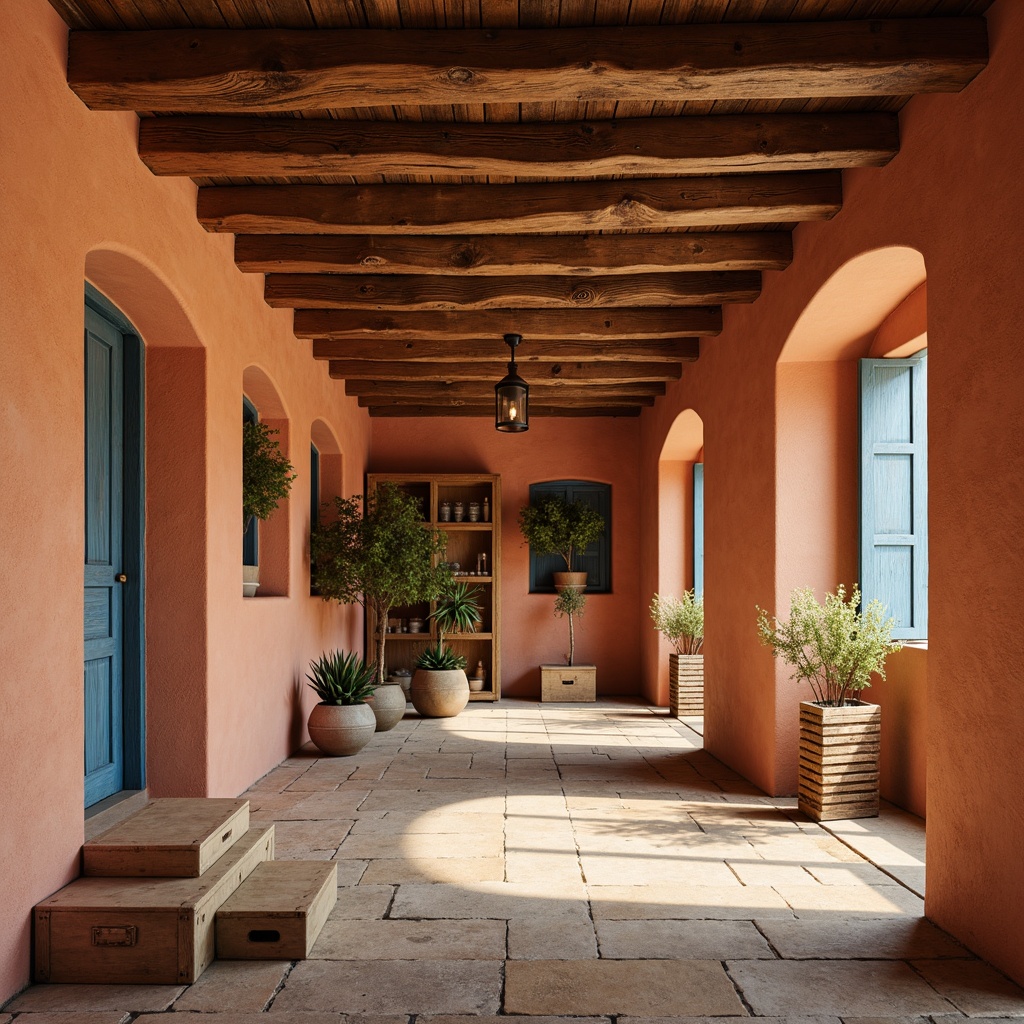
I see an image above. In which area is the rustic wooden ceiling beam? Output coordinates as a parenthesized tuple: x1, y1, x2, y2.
(349, 380, 663, 402)
(237, 230, 792, 274)
(139, 114, 898, 178)
(68, 21, 987, 112)
(266, 271, 759, 311)
(311, 338, 699, 363)
(328, 359, 681, 384)
(368, 405, 642, 418)
(295, 307, 721, 341)
(206, 175, 840, 236)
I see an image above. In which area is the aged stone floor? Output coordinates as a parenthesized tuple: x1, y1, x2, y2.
(8, 699, 1024, 1021)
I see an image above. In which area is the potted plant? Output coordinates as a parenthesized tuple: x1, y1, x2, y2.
(541, 587, 596, 702)
(757, 585, 901, 822)
(311, 482, 449, 730)
(554, 586, 586, 666)
(242, 420, 296, 597)
(650, 591, 704, 716)
(305, 649, 379, 756)
(518, 495, 605, 588)
(411, 580, 481, 718)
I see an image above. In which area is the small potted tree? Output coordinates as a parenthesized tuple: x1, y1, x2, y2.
(541, 587, 595, 702)
(757, 585, 901, 822)
(242, 420, 295, 597)
(312, 482, 449, 731)
(305, 649, 378, 756)
(411, 580, 482, 718)
(518, 495, 605, 588)
(650, 591, 704, 716)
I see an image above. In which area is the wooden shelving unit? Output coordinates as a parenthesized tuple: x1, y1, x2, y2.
(366, 473, 501, 702)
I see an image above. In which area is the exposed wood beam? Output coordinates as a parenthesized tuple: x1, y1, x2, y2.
(237, 231, 792, 275)
(266, 272, 759, 311)
(295, 308, 721, 341)
(312, 337, 699, 363)
(368, 405, 642, 418)
(206, 175, 840, 236)
(349, 380, 663, 403)
(139, 114, 898, 178)
(328, 360, 681, 384)
(68, 21, 987, 112)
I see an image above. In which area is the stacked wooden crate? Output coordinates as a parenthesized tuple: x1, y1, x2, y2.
(34, 798, 335, 984)
(669, 653, 704, 716)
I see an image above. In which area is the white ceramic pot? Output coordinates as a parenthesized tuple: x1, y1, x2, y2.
(242, 564, 260, 598)
(367, 683, 406, 732)
(307, 702, 376, 756)
(411, 669, 470, 718)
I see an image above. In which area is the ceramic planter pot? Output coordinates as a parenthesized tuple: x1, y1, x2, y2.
(307, 701, 376, 756)
(669, 653, 704, 716)
(367, 683, 406, 732)
(411, 669, 469, 718)
(553, 571, 587, 589)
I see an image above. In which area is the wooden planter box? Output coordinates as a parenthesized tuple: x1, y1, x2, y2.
(669, 653, 704, 716)
(798, 700, 881, 822)
(541, 665, 596, 702)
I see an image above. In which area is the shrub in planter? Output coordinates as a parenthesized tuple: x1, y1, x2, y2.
(411, 580, 481, 718)
(305, 650, 378, 756)
(242, 420, 296, 595)
(517, 495, 605, 586)
(554, 586, 587, 667)
(650, 591, 704, 716)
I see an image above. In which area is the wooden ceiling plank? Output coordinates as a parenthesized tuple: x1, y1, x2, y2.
(207, 174, 840, 235)
(68, 20, 987, 111)
(327, 358, 683, 382)
(138, 113, 899, 177)
(294, 306, 722, 339)
(235, 229, 793, 273)
(264, 270, 760, 309)
(311, 337, 701, 361)
(351, 381, 662, 402)
(367, 404, 643, 417)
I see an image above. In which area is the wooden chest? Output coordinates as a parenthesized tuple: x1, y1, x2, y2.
(541, 664, 596, 702)
(83, 798, 250, 878)
(34, 825, 274, 984)
(216, 860, 337, 960)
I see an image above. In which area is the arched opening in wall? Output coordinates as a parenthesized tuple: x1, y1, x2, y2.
(656, 409, 705, 712)
(309, 418, 344, 595)
(85, 247, 209, 799)
(242, 365, 292, 598)
(775, 245, 928, 819)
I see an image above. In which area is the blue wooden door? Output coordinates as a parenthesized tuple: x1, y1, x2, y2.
(84, 306, 125, 806)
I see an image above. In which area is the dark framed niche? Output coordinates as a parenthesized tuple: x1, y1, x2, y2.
(527, 480, 611, 594)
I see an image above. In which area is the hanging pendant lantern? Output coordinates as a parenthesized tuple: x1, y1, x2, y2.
(495, 333, 529, 432)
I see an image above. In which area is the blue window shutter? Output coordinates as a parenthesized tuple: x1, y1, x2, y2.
(693, 462, 704, 597)
(243, 397, 258, 566)
(859, 354, 928, 639)
(310, 444, 321, 532)
(527, 480, 611, 593)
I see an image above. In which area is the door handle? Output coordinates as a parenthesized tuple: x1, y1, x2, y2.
(116, 573, 128, 583)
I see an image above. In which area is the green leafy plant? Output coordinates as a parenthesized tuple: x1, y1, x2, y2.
(554, 586, 587, 666)
(650, 591, 704, 655)
(756, 585, 902, 706)
(415, 639, 468, 672)
(243, 420, 296, 531)
(518, 495, 605, 573)
(311, 482, 450, 684)
(430, 581, 482, 646)
(306, 649, 378, 706)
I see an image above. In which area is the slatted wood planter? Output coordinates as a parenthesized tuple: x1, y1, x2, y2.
(669, 653, 704, 716)
(798, 700, 881, 822)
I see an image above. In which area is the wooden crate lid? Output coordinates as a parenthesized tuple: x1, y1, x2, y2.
(218, 861, 337, 918)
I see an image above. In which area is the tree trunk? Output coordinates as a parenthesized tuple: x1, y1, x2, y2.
(567, 611, 575, 666)
(374, 600, 388, 684)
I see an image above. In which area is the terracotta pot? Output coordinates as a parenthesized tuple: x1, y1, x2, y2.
(307, 702, 376, 756)
(553, 571, 588, 589)
(242, 564, 259, 598)
(367, 683, 406, 732)
(469, 677, 485, 692)
(410, 668, 469, 718)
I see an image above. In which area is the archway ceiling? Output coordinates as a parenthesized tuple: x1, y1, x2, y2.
(52, 0, 990, 419)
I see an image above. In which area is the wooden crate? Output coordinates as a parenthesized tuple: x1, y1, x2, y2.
(84, 798, 250, 878)
(541, 665, 596, 702)
(217, 860, 337, 960)
(34, 825, 274, 985)
(669, 653, 704, 716)
(798, 701, 881, 822)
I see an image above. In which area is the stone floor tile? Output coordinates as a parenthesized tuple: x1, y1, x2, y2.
(358, 791, 505, 814)
(348, 811, 505, 834)
(726, 961, 955, 1016)
(391, 881, 587, 919)
(336, 830, 502, 860)
(579, 852, 739, 886)
(772, 884, 925, 919)
(757, 918, 967, 960)
(508, 912, 599, 959)
(8, 1014, 131, 1024)
(312, 918, 506, 960)
(331, 883, 395, 919)
(504, 959, 747, 1016)
(274, 818, 353, 854)
(596, 918, 775, 959)
(172, 960, 290, 1011)
(277, 791, 369, 818)
(361, 855, 505, 884)
(272, 959, 502, 1014)
(727, 860, 816, 886)
(144, 1015, 392, 1024)
(622, 1018, 836, 1024)
(911, 959, 1024, 1015)
(333, 859, 369, 885)
(5, 986, 185, 1013)
(804, 863, 905, 887)
(422, 1017, 608, 1024)
(588, 883, 794, 920)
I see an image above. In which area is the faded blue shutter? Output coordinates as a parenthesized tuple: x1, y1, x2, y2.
(859, 353, 927, 639)
(693, 462, 704, 597)
(243, 397, 258, 566)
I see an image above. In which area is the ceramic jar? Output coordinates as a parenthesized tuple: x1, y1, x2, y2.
(439, 501, 451, 522)
(468, 501, 480, 522)
(453, 501, 465, 522)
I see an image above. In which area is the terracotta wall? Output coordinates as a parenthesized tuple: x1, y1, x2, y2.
(368, 416, 642, 696)
(0, 0, 369, 1000)
(640, 0, 1024, 983)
